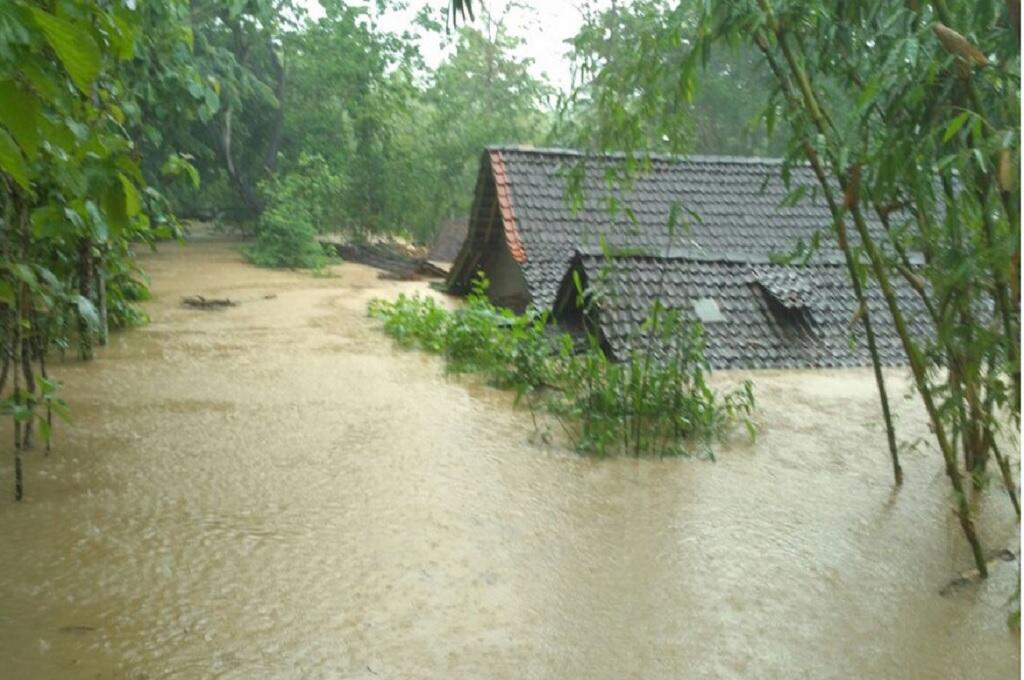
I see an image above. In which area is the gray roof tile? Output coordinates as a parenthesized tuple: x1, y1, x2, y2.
(448, 147, 927, 369)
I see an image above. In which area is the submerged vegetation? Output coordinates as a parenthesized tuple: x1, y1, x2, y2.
(369, 275, 755, 457)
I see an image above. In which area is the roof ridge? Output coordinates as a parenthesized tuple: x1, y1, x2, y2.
(486, 145, 793, 166)
(573, 246, 851, 266)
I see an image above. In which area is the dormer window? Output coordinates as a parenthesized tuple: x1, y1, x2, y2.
(754, 268, 818, 332)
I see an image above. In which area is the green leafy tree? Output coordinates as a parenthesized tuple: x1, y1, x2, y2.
(280, 1, 442, 238)
(426, 15, 554, 219)
(242, 153, 338, 267)
(562, 0, 783, 156)
(125, 0, 297, 221)
(0, 0, 193, 499)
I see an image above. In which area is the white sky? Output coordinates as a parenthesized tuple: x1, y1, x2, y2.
(300, 0, 612, 90)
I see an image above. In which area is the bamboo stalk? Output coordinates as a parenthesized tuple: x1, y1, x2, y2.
(754, 30, 903, 486)
(754, 4, 987, 573)
(989, 439, 1020, 518)
(929, 0, 1021, 411)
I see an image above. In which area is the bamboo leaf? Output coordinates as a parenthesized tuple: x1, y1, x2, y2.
(779, 185, 807, 207)
(943, 111, 971, 142)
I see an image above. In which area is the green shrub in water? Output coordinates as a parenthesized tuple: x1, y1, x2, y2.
(548, 303, 755, 457)
(369, 274, 754, 457)
(243, 154, 340, 269)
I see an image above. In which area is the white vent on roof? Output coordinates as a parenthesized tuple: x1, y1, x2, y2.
(693, 297, 726, 324)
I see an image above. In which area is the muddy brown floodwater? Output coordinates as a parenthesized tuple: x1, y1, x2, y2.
(0, 237, 1019, 679)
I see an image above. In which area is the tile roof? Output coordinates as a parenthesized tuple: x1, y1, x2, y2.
(490, 150, 527, 263)
(557, 252, 931, 369)
(754, 267, 818, 310)
(449, 146, 886, 311)
(447, 146, 928, 369)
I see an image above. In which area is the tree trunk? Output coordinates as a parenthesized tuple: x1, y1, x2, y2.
(95, 247, 108, 346)
(262, 44, 286, 175)
(220, 107, 264, 218)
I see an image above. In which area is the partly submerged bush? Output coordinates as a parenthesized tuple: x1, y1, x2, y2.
(368, 276, 553, 389)
(243, 202, 328, 269)
(548, 304, 755, 458)
(243, 154, 341, 269)
(369, 275, 754, 457)
(368, 293, 450, 352)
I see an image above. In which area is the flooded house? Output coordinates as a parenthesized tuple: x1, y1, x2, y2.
(446, 146, 930, 369)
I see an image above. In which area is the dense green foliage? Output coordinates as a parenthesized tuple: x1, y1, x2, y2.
(370, 278, 552, 390)
(188, 2, 554, 264)
(369, 276, 755, 457)
(174, 1, 772, 264)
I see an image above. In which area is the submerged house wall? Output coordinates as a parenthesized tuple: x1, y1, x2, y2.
(481, 244, 530, 312)
(448, 149, 528, 307)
